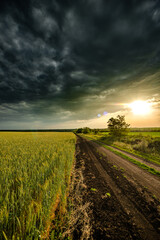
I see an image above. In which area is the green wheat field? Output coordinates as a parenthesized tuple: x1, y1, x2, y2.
(0, 132, 76, 240)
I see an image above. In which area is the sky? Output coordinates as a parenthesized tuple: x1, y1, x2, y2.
(0, 0, 160, 129)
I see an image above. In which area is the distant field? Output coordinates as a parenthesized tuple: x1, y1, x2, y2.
(92, 127, 160, 133)
(130, 128, 160, 132)
(128, 132, 160, 137)
(0, 132, 76, 240)
(96, 131, 160, 138)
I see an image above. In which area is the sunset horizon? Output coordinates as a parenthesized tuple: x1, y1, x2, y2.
(0, 1, 160, 129)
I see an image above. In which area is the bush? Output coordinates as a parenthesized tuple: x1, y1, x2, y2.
(133, 138, 149, 153)
(82, 127, 91, 134)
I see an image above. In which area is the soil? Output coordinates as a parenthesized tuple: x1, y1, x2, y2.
(74, 135, 160, 240)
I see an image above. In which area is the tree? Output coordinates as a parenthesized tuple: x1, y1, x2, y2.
(75, 128, 83, 133)
(82, 127, 91, 134)
(75, 127, 91, 134)
(107, 115, 130, 137)
(94, 129, 99, 134)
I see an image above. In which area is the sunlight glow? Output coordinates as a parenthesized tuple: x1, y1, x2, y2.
(129, 100, 151, 115)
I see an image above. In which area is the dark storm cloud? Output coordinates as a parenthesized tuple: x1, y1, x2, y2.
(0, 0, 160, 126)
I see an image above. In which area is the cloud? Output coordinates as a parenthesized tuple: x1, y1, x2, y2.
(0, 0, 160, 128)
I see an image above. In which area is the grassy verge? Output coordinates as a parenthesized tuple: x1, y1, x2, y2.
(49, 156, 91, 240)
(81, 134, 160, 177)
(81, 133, 160, 166)
(102, 144, 160, 177)
(111, 143, 160, 165)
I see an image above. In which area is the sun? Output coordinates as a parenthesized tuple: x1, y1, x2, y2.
(129, 100, 151, 115)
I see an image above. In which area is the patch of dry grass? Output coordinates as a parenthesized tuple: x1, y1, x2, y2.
(50, 145, 92, 240)
(62, 163, 92, 239)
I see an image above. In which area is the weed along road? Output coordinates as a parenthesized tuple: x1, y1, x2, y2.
(75, 135, 160, 240)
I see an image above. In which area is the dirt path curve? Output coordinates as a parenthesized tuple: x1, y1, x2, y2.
(76, 135, 160, 240)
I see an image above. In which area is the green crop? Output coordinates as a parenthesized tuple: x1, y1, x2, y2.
(0, 132, 76, 239)
(90, 188, 97, 192)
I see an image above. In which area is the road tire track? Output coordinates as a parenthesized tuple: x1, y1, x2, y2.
(75, 136, 160, 240)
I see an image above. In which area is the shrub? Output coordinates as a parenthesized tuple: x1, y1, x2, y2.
(133, 138, 149, 153)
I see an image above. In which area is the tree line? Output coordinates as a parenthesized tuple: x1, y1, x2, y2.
(74, 115, 130, 137)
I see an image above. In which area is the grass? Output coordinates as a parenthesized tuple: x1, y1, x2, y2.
(105, 193, 111, 197)
(100, 143, 160, 177)
(111, 141, 160, 165)
(128, 132, 160, 137)
(0, 132, 76, 240)
(81, 132, 160, 165)
(86, 131, 160, 138)
(50, 161, 91, 240)
(81, 134, 160, 177)
(90, 188, 97, 192)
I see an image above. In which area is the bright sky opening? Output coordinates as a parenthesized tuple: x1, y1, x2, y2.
(128, 101, 152, 115)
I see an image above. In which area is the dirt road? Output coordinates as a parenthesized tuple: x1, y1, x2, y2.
(95, 139, 160, 172)
(75, 135, 160, 240)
